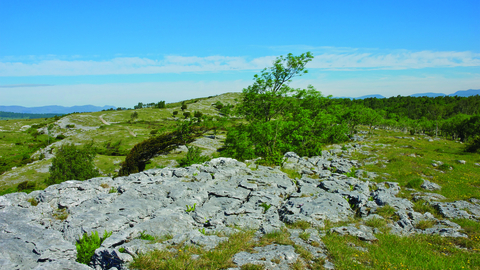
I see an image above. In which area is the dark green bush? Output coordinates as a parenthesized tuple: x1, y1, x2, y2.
(405, 178, 423, 189)
(118, 122, 206, 176)
(17, 181, 36, 192)
(56, 134, 66, 140)
(465, 135, 480, 153)
(46, 143, 99, 185)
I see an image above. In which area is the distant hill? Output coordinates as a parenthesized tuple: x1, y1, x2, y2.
(410, 92, 446, 97)
(354, 94, 385, 99)
(336, 89, 480, 99)
(0, 105, 116, 114)
(334, 94, 386, 99)
(449, 89, 480, 97)
(409, 89, 480, 97)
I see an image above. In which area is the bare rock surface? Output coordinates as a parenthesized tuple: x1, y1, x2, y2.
(1, 148, 477, 269)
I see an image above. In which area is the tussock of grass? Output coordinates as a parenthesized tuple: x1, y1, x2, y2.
(286, 220, 312, 230)
(376, 205, 396, 219)
(415, 219, 436, 230)
(364, 217, 387, 229)
(413, 199, 442, 218)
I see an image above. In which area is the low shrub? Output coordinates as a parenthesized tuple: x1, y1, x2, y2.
(177, 145, 209, 167)
(405, 178, 423, 189)
(76, 230, 112, 265)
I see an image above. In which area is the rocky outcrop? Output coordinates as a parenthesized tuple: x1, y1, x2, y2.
(1, 148, 477, 269)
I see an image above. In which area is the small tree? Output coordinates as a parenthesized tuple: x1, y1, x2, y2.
(130, 111, 139, 121)
(183, 112, 191, 119)
(181, 102, 187, 111)
(157, 101, 166, 109)
(172, 111, 178, 117)
(46, 143, 99, 185)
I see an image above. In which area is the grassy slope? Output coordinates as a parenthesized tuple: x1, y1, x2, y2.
(0, 92, 242, 193)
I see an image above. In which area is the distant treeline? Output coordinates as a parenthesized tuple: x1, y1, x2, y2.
(0, 111, 63, 120)
(340, 95, 480, 120)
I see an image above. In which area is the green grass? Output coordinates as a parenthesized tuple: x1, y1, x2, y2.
(323, 233, 479, 270)
(349, 128, 480, 201)
(130, 230, 256, 270)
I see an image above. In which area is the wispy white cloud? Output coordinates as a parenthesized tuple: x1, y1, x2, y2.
(0, 48, 479, 77)
(3, 74, 479, 107)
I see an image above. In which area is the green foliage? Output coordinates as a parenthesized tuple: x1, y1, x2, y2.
(177, 145, 209, 167)
(76, 230, 112, 265)
(193, 110, 203, 118)
(465, 135, 480, 153)
(405, 178, 423, 189)
(17, 180, 36, 192)
(223, 52, 349, 165)
(46, 143, 99, 185)
(118, 122, 205, 176)
(376, 205, 396, 219)
(185, 203, 196, 213)
(108, 187, 117, 193)
(344, 168, 356, 178)
(183, 111, 191, 119)
(181, 102, 187, 111)
(438, 163, 453, 171)
(130, 111, 139, 121)
(156, 100, 166, 109)
(139, 231, 155, 241)
(27, 197, 38, 206)
(172, 111, 178, 116)
(95, 140, 128, 156)
(259, 202, 271, 213)
(415, 219, 436, 230)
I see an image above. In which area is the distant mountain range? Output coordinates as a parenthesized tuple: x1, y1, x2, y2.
(0, 105, 116, 114)
(341, 89, 480, 99)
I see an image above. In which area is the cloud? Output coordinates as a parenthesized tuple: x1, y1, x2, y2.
(0, 84, 53, 88)
(0, 48, 479, 77)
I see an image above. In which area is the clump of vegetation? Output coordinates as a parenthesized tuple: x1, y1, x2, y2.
(465, 135, 480, 153)
(222, 52, 349, 165)
(46, 143, 99, 185)
(118, 121, 206, 176)
(76, 230, 112, 265)
(405, 178, 423, 189)
(53, 208, 69, 221)
(415, 219, 436, 230)
(376, 205, 396, 219)
(95, 140, 128, 156)
(16, 180, 36, 192)
(139, 230, 156, 241)
(177, 145, 209, 167)
(259, 202, 271, 213)
(27, 197, 38, 206)
(438, 163, 453, 171)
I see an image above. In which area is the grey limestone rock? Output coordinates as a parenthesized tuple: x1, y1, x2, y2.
(421, 179, 442, 191)
(330, 225, 378, 242)
(0, 153, 473, 269)
(232, 244, 299, 270)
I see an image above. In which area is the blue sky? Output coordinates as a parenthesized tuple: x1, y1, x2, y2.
(0, 0, 479, 107)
